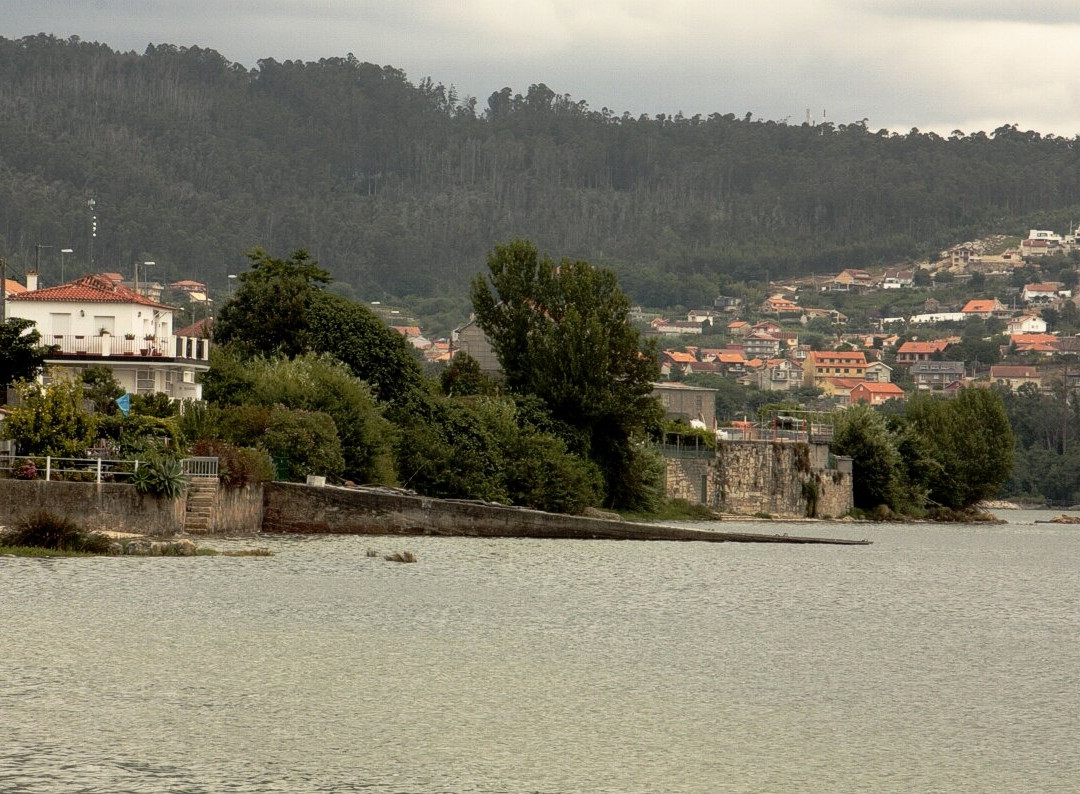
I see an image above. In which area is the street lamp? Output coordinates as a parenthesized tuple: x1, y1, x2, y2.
(227, 273, 237, 296)
(60, 248, 73, 282)
(134, 260, 155, 295)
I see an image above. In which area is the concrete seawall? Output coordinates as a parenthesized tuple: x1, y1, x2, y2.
(262, 482, 869, 545)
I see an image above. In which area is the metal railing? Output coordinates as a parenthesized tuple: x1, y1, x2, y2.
(0, 455, 219, 483)
(181, 457, 219, 477)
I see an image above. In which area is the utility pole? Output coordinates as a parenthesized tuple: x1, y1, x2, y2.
(1, 257, 6, 323)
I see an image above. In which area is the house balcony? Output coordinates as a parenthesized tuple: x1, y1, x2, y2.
(44, 334, 210, 364)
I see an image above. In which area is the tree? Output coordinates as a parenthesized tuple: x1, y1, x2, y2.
(214, 247, 331, 358)
(2, 378, 98, 457)
(470, 239, 663, 508)
(440, 353, 499, 397)
(831, 403, 902, 511)
(80, 365, 124, 414)
(0, 318, 53, 391)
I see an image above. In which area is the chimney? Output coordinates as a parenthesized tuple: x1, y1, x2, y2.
(26, 270, 39, 291)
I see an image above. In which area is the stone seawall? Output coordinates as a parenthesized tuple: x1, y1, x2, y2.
(0, 480, 264, 536)
(262, 482, 868, 545)
(664, 440, 853, 519)
(0, 480, 184, 535)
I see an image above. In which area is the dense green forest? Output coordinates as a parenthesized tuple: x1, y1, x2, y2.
(5, 34, 1080, 329)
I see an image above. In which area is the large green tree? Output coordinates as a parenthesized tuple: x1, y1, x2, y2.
(470, 239, 662, 508)
(214, 247, 331, 358)
(0, 318, 53, 391)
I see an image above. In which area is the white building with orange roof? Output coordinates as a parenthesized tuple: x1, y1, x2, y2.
(5, 273, 209, 400)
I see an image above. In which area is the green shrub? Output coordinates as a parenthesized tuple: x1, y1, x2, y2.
(3, 510, 111, 553)
(191, 440, 274, 487)
(133, 455, 187, 499)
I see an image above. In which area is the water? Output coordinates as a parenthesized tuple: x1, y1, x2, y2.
(2, 513, 1078, 792)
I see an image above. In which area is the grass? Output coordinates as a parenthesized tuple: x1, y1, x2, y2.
(620, 498, 722, 522)
(1, 511, 112, 554)
(0, 545, 101, 557)
(383, 551, 417, 563)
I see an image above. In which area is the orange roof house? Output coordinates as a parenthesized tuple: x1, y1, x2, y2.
(802, 350, 868, 386)
(850, 381, 906, 405)
(961, 298, 1009, 317)
(896, 339, 950, 366)
(2, 278, 27, 298)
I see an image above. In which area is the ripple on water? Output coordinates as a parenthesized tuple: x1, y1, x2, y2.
(2, 523, 1078, 793)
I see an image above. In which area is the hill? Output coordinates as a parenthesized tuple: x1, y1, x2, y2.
(4, 33, 1080, 328)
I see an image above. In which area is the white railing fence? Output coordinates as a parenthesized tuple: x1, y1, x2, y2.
(0, 455, 219, 484)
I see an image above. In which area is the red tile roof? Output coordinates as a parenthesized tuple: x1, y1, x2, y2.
(855, 382, 905, 394)
(897, 340, 949, 354)
(3, 278, 27, 296)
(175, 317, 214, 338)
(7, 274, 171, 309)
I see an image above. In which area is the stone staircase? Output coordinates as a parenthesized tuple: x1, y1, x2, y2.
(183, 476, 218, 534)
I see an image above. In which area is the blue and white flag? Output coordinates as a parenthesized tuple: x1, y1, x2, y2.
(115, 393, 131, 417)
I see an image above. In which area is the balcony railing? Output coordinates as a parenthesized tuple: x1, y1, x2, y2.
(44, 334, 209, 362)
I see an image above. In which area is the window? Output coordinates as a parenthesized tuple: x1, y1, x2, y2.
(93, 316, 116, 335)
(49, 312, 72, 335)
(136, 369, 155, 394)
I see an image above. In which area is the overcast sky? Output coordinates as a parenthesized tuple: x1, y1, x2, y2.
(8, 1, 1080, 135)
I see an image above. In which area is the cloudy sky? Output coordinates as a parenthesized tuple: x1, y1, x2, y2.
(8, 1, 1080, 134)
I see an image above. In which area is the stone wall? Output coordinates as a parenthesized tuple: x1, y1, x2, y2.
(210, 484, 263, 535)
(664, 456, 714, 504)
(0, 480, 265, 536)
(262, 482, 719, 541)
(662, 440, 853, 519)
(0, 480, 184, 535)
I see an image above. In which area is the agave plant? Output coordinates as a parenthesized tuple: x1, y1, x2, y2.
(133, 455, 187, 499)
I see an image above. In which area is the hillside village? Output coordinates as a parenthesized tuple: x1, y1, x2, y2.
(4, 228, 1080, 430)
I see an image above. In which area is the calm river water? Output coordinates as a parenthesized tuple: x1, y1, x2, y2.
(2, 512, 1078, 793)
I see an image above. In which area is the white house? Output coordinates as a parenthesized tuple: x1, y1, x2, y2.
(1007, 315, 1048, 335)
(5, 273, 210, 400)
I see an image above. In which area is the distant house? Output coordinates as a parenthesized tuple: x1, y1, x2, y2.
(864, 361, 893, 383)
(1007, 315, 1048, 335)
(1022, 283, 1062, 304)
(821, 377, 862, 404)
(961, 299, 1010, 318)
(850, 381, 906, 405)
(802, 351, 868, 387)
(451, 317, 501, 374)
(687, 308, 723, 325)
(801, 307, 848, 326)
(713, 295, 743, 312)
(909, 312, 966, 325)
(741, 332, 780, 360)
(651, 318, 704, 336)
(1011, 333, 1059, 354)
(896, 340, 950, 366)
(762, 295, 802, 315)
(910, 361, 966, 390)
(727, 320, 750, 338)
(746, 358, 803, 392)
(880, 269, 914, 289)
(829, 269, 875, 293)
(990, 365, 1042, 391)
(652, 383, 717, 428)
(660, 350, 697, 378)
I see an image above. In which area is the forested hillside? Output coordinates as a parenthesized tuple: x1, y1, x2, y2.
(4, 33, 1080, 314)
